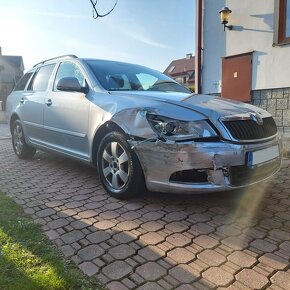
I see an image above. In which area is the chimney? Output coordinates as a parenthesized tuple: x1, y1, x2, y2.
(186, 53, 192, 59)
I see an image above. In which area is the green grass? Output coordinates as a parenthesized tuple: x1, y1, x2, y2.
(0, 192, 103, 290)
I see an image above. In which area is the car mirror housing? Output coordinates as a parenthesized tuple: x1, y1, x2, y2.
(57, 77, 88, 94)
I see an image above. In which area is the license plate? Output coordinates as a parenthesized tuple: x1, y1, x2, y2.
(247, 145, 280, 166)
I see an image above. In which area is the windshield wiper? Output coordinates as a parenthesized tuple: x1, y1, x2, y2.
(108, 88, 132, 91)
(153, 80, 177, 85)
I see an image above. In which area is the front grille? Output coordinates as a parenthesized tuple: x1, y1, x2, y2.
(223, 117, 277, 140)
(229, 159, 280, 186)
(170, 169, 208, 183)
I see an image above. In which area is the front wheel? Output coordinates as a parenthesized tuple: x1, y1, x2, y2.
(12, 120, 36, 159)
(97, 132, 145, 199)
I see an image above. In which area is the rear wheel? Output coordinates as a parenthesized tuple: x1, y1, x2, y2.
(12, 120, 36, 159)
(97, 131, 145, 199)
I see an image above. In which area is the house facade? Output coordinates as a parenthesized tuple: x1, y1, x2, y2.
(164, 53, 195, 91)
(195, 0, 290, 150)
(0, 48, 24, 110)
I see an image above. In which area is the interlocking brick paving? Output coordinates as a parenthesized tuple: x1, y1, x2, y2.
(0, 138, 290, 289)
(0, 123, 10, 139)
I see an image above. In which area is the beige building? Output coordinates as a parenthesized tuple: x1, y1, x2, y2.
(0, 47, 24, 110)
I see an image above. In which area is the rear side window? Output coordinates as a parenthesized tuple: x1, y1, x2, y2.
(28, 64, 55, 91)
(14, 72, 33, 91)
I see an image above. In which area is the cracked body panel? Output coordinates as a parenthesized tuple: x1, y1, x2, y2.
(131, 136, 282, 193)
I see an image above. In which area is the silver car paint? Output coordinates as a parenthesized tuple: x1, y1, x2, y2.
(132, 136, 281, 193)
(7, 58, 282, 193)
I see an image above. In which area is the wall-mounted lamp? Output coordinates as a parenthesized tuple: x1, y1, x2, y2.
(219, 7, 233, 31)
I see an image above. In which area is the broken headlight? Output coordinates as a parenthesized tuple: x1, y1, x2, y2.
(147, 114, 218, 141)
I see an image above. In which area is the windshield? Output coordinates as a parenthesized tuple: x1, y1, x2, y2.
(86, 60, 191, 93)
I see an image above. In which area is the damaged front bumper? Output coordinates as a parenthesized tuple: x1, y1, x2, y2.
(132, 136, 282, 194)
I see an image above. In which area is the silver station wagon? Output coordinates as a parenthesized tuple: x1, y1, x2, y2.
(7, 55, 282, 199)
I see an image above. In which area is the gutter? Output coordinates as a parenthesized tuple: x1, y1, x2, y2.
(195, 0, 202, 94)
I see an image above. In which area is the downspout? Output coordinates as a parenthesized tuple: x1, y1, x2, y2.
(195, 0, 202, 94)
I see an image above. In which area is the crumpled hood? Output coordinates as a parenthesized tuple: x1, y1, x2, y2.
(181, 94, 270, 122)
(110, 91, 270, 123)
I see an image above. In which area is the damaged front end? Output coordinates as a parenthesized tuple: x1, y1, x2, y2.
(111, 108, 282, 194)
(133, 139, 281, 193)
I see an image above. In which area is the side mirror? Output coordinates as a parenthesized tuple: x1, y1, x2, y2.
(57, 77, 89, 94)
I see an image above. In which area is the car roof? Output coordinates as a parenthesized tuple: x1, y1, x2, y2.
(32, 55, 147, 71)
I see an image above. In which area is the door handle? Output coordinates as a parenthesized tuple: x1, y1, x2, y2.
(20, 98, 25, 104)
(45, 99, 52, 106)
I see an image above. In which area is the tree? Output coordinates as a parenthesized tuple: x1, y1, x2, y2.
(89, 0, 118, 19)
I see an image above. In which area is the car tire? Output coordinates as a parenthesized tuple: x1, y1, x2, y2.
(97, 131, 145, 199)
(12, 120, 36, 159)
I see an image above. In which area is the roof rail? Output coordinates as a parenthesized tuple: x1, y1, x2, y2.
(33, 54, 78, 67)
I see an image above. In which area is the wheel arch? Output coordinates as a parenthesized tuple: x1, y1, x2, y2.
(10, 113, 20, 134)
(91, 121, 126, 166)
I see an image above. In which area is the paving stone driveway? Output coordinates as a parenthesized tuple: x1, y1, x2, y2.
(0, 123, 11, 139)
(0, 138, 290, 290)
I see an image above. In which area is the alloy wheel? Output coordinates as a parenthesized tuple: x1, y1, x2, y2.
(13, 124, 24, 155)
(101, 141, 129, 190)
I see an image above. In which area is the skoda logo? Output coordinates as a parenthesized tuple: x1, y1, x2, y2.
(250, 113, 263, 125)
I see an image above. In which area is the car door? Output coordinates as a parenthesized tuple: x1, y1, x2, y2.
(19, 64, 56, 144)
(43, 61, 90, 160)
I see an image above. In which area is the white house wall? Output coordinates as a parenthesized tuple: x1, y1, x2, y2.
(202, 0, 225, 94)
(202, 0, 290, 93)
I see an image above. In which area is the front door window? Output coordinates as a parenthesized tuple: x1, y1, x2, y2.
(54, 62, 85, 91)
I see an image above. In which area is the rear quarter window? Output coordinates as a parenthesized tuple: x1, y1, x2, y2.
(14, 72, 33, 91)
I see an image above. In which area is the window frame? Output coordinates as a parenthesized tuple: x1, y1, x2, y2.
(274, 0, 290, 45)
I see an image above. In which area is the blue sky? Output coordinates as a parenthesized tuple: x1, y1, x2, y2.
(0, 0, 195, 72)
